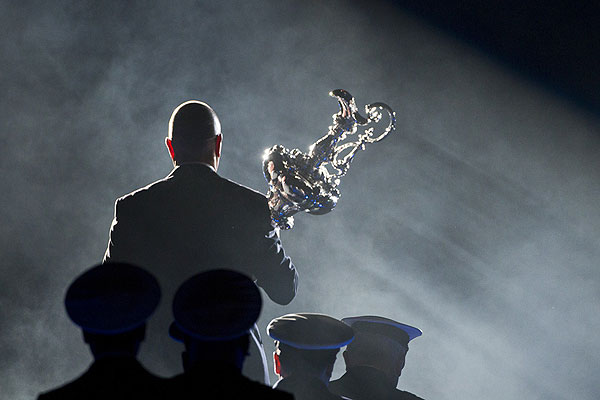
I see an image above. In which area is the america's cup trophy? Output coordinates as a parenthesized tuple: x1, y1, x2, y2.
(263, 89, 396, 229)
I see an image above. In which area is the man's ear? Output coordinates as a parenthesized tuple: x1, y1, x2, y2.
(392, 350, 407, 378)
(325, 361, 335, 380)
(214, 134, 222, 158)
(165, 137, 175, 161)
(274, 352, 281, 376)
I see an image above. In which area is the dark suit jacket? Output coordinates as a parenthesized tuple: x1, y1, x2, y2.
(104, 163, 297, 303)
(329, 366, 425, 400)
(103, 164, 298, 376)
(169, 363, 294, 400)
(273, 375, 344, 400)
(38, 357, 167, 400)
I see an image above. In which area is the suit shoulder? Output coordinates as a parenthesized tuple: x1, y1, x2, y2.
(219, 176, 268, 205)
(38, 386, 68, 400)
(396, 390, 426, 400)
(243, 379, 294, 399)
(115, 175, 173, 208)
(168, 373, 292, 399)
(37, 374, 88, 400)
(328, 378, 343, 391)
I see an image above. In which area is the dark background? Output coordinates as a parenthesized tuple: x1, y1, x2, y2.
(394, 0, 600, 114)
(1, 1, 599, 399)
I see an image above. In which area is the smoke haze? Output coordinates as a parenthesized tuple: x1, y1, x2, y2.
(1, 1, 599, 399)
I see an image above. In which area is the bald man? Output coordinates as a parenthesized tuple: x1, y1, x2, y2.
(103, 101, 298, 379)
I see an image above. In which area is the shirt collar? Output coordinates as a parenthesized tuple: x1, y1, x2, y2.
(177, 161, 216, 172)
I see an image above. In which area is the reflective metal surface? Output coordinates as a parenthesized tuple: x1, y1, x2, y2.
(263, 89, 396, 229)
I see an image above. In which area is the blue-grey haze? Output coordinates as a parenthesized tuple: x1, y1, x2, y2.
(1, 1, 599, 399)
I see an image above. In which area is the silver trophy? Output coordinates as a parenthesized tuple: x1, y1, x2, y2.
(263, 89, 396, 229)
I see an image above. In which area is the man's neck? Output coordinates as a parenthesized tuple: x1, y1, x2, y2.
(346, 365, 399, 387)
(282, 370, 331, 386)
(176, 161, 216, 172)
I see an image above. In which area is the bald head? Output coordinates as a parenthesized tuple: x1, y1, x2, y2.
(166, 100, 223, 168)
(169, 101, 221, 141)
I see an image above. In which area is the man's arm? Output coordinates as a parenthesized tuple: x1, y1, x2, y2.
(102, 199, 119, 263)
(103, 197, 141, 265)
(246, 198, 298, 305)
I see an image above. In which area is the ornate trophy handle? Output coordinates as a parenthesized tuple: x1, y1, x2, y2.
(263, 89, 396, 229)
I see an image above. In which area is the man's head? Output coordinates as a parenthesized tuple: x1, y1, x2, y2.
(169, 269, 262, 372)
(82, 325, 147, 360)
(64, 262, 161, 360)
(341, 316, 422, 386)
(166, 100, 223, 169)
(273, 342, 340, 382)
(267, 313, 354, 384)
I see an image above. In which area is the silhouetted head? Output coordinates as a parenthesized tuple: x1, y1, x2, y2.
(165, 100, 223, 169)
(169, 269, 262, 372)
(82, 325, 147, 360)
(64, 262, 161, 360)
(341, 316, 422, 386)
(273, 342, 339, 383)
(267, 313, 354, 385)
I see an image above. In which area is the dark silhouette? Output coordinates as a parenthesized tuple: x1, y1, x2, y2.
(167, 269, 293, 400)
(329, 316, 425, 400)
(37, 263, 166, 400)
(267, 313, 354, 400)
(103, 100, 298, 379)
